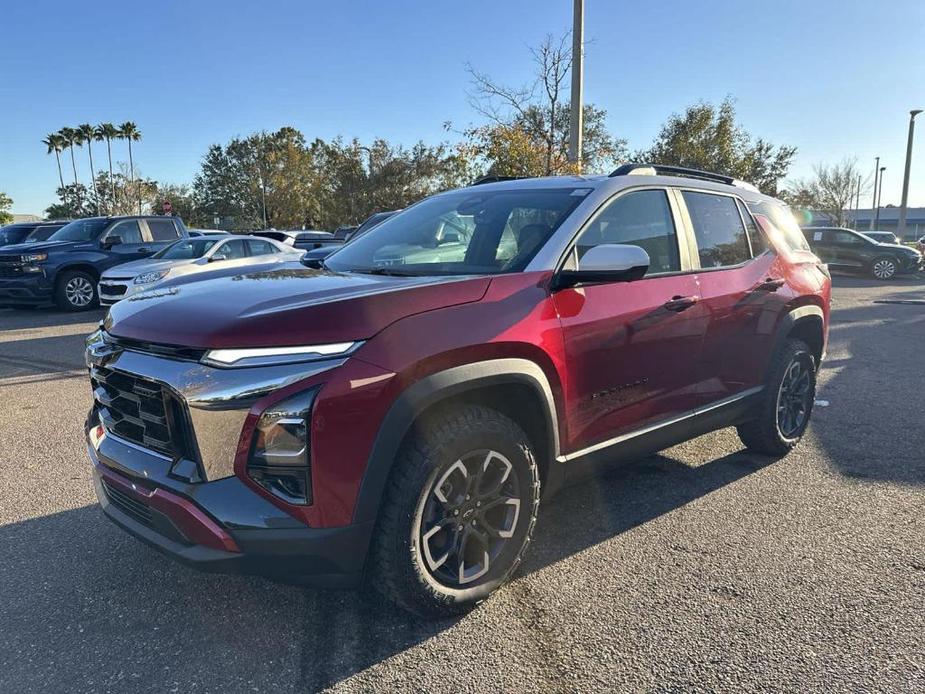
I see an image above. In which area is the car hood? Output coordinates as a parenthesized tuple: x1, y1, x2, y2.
(105, 267, 491, 349)
(101, 258, 185, 278)
(0, 240, 82, 254)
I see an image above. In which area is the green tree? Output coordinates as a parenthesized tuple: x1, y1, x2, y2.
(0, 192, 13, 225)
(96, 123, 120, 212)
(783, 159, 869, 227)
(59, 127, 81, 186)
(463, 32, 626, 177)
(42, 133, 66, 190)
(119, 122, 142, 213)
(635, 98, 796, 195)
(148, 182, 201, 225)
(76, 123, 99, 200)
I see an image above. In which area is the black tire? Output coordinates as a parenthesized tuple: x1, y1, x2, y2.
(870, 256, 898, 280)
(736, 338, 816, 456)
(369, 405, 541, 617)
(55, 270, 98, 311)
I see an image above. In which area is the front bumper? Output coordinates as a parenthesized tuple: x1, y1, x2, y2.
(88, 424, 374, 586)
(0, 273, 53, 303)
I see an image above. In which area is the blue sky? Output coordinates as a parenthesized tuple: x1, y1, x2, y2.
(2, 0, 924, 215)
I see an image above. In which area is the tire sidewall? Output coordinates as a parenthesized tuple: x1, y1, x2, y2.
(871, 256, 897, 280)
(773, 347, 816, 444)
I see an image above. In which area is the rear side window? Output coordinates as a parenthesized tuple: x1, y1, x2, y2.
(575, 189, 681, 275)
(148, 219, 180, 241)
(682, 191, 751, 268)
(747, 201, 811, 252)
(218, 239, 248, 259)
(736, 199, 767, 254)
(247, 239, 277, 255)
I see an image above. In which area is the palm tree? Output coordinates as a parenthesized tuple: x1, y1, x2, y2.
(59, 127, 80, 186)
(42, 133, 66, 191)
(119, 122, 142, 214)
(77, 123, 98, 203)
(96, 123, 119, 211)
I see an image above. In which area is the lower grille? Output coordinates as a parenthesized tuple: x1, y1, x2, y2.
(102, 479, 153, 527)
(0, 266, 25, 278)
(90, 365, 192, 459)
(100, 283, 128, 296)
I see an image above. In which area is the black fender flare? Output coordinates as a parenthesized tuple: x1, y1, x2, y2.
(771, 304, 825, 367)
(351, 358, 562, 525)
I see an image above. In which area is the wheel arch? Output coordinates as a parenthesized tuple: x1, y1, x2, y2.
(351, 358, 563, 525)
(777, 304, 825, 366)
(55, 263, 102, 285)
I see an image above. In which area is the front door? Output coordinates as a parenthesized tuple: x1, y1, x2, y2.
(553, 188, 707, 454)
(102, 220, 152, 270)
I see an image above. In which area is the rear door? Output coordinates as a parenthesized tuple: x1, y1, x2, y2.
(553, 188, 707, 451)
(678, 189, 792, 403)
(143, 218, 183, 254)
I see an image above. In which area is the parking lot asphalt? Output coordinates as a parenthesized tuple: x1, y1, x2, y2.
(1, 274, 924, 693)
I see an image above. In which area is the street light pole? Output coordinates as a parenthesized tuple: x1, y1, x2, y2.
(897, 109, 923, 240)
(568, 0, 584, 169)
(854, 173, 862, 229)
(874, 166, 886, 230)
(869, 156, 880, 230)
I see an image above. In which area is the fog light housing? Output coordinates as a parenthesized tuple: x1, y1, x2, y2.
(247, 388, 318, 505)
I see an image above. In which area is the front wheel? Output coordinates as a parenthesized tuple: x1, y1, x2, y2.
(871, 256, 898, 280)
(55, 270, 99, 311)
(737, 338, 816, 456)
(369, 405, 541, 617)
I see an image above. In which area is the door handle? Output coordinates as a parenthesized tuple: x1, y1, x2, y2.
(752, 277, 785, 292)
(663, 295, 699, 312)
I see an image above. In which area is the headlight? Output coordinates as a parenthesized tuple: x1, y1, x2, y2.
(134, 270, 169, 285)
(202, 342, 359, 368)
(20, 253, 47, 263)
(247, 388, 318, 505)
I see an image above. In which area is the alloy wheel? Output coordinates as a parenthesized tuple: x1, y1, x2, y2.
(776, 358, 812, 439)
(419, 449, 522, 587)
(65, 276, 94, 307)
(872, 259, 896, 279)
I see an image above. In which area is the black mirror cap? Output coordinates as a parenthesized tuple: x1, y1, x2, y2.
(552, 265, 648, 290)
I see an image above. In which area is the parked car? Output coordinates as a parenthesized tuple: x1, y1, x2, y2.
(187, 229, 230, 237)
(251, 229, 342, 251)
(862, 230, 901, 245)
(98, 235, 294, 307)
(302, 210, 401, 266)
(803, 226, 922, 279)
(86, 164, 830, 616)
(0, 220, 69, 247)
(0, 215, 188, 310)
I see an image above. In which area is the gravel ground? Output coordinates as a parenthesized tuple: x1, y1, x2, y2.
(1, 274, 923, 693)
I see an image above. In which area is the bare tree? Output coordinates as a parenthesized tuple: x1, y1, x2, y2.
(785, 159, 870, 227)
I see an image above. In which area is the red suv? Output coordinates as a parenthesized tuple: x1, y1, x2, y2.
(85, 165, 830, 616)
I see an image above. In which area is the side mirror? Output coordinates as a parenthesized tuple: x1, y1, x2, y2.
(553, 244, 650, 290)
(102, 234, 123, 249)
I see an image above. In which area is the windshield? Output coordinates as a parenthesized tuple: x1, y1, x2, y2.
(153, 238, 219, 259)
(324, 188, 585, 276)
(49, 218, 111, 242)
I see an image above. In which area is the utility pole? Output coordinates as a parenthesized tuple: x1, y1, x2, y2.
(568, 0, 584, 169)
(854, 174, 862, 229)
(874, 166, 886, 230)
(869, 156, 880, 230)
(897, 109, 922, 240)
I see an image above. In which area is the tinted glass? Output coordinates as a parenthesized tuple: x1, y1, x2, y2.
(148, 218, 180, 241)
(49, 218, 111, 242)
(575, 190, 680, 275)
(834, 230, 864, 245)
(26, 225, 64, 242)
(683, 191, 751, 267)
(325, 189, 583, 275)
(153, 239, 218, 259)
(218, 239, 247, 259)
(247, 239, 277, 255)
(748, 201, 810, 252)
(0, 225, 36, 245)
(109, 220, 143, 244)
(736, 199, 767, 254)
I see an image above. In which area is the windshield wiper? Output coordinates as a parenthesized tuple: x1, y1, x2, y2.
(350, 266, 422, 276)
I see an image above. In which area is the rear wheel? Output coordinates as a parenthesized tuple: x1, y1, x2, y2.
(55, 270, 98, 311)
(737, 338, 816, 456)
(871, 256, 898, 280)
(369, 405, 540, 617)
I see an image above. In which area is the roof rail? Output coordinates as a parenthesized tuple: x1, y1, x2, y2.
(471, 175, 528, 186)
(609, 163, 759, 192)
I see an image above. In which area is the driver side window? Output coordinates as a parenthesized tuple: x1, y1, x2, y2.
(572, 189, 680, 276)
(107, 220, 143, 244)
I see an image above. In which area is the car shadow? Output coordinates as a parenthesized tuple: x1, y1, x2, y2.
(0, 447, 777, 691)
(0, 333, 92, 381)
